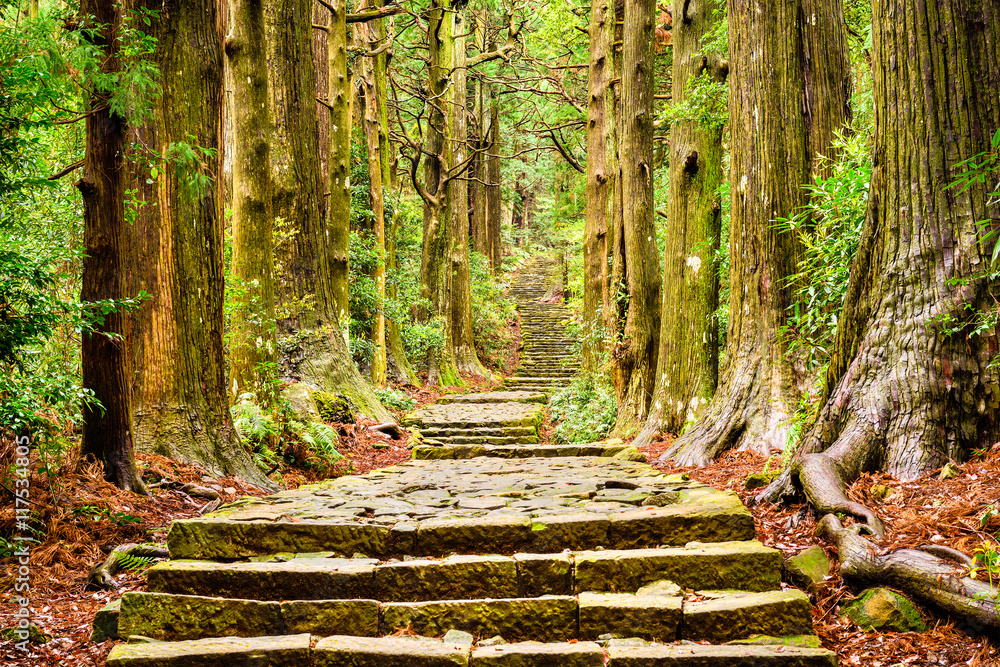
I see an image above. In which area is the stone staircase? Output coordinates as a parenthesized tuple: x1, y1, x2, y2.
(102, 254, 836, 667)
(505, 256, 581, 393)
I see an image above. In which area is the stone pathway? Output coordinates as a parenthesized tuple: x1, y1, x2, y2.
(104, 255, 837, 666)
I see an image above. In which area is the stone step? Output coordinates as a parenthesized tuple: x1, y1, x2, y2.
(436, 391, 548, 405)
(419, 426, 538, 438)
(149, 542, 773, 602)
(403, 402, 544, 430)
(423, 435, 541, 446)
(412, 443, 642, 461)
(117, 589, 812, 645)
(107, 634, 837, 667)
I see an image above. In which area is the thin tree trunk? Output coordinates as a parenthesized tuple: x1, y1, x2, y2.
(325, 0, 351, 339)
(420, 0, 461, 386)
(583, 0, 617, 374)
(634, 0, 724, 444)
(450, 9, 487, 377)
(765, 0, 1000, 536)
(314, 0, 330, 187)
(611, 0, 661, 436)
(128, 0, 269, 487)
(227, 0, 277, 403)
(662, 0, 849, 465)
(78, 0, 145, 494)
(358, 12, 387, 387)
(486, 88, 502, 272)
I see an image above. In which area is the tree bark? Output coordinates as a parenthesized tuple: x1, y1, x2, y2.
(582, 0, 617, 374)
(358, 6, 387, 387)
(634, 0, 724, 445)
(449, 9, 487, 377)
(127, 0, 269, 487)
(325, 0, 351, 338)
(661, 0, 849, 464)
(764, 0, 1000, 536)
(78, 0, 146, 495)
(486, 87, 502, 272)
(227, 0, 278, 403)
(611, 0, 661, 436)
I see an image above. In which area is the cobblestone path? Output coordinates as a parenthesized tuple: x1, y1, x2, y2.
(105, 256, 836, 666)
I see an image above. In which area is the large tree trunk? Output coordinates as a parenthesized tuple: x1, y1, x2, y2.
(78, 0, 145, 494)
(264, 0, 389, 420)
(766, 0, 1000, 535)
(611, 0, 661, 436)
(634, 0, 724, 445)
(227, 0, 278, 403)
(661, 0, 850, 465)
(582, 0, 617, 374)
(128, 0, 269, 487)
(325, 0, 351, 340)
(266, 0, 333, 330)
(449, 9, 487, 377)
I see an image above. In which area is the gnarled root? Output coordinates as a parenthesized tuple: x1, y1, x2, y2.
(796, 452, 885, 537)
(818, 515, 1000, 634)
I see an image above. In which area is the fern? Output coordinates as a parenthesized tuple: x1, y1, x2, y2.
(114, 544, 162, 573)
(231, 393, 278, 444)
(301, 422, 342, 461)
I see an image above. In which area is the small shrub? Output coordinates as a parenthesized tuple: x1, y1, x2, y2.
(374, 387, 415, 412)
(549, 376, 617, 444)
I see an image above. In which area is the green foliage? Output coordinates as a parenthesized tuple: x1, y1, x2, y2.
(114, 547, 160, 573)
(970, 538, 1000, 621)
(231, 393, 279, 445)
(780, 132, 871, 376)
(374, 387, 415, 412)
(469, 250, 516, 369)
(232, 393, 344, 473)
(662, 73, 728, 130)
(549, 376, 617, 444)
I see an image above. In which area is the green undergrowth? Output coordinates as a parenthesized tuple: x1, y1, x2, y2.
(549, 375, 617, 444)
(231, 393, 343, 475)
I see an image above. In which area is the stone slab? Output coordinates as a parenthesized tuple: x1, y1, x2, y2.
(106, 633, 311, 667)
(514, 553, 573, 596)
(118, 592, 283, 642)
(578, 593, 682, 642)
(681, 590, 814, 643)
(470, 641, 604, 667)
(606, 642, 837, 666)
(403, 402, 545, 429)
(281, 599, 379, 636)
(574, 542, 782, 594)
(381, 596, 578, 642)
(438, 392, 548, 405)
(147, 558, 376, 600)
(315, 635, 470, 667)
(374, 555, 518, 602)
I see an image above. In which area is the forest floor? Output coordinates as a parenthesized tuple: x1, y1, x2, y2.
(639, 438, 1000, 667)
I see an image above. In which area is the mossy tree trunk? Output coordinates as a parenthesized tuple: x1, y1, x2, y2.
(227, 0, 278, 403)
(127, 0, 269, 487)
(358, 7, 387, 387)
(486, 87, 502, 272)
(324, 0, 351, 341)
(634, 0, 724, 444)
(78, 0, 146, 494)
(661, 0, 850, 465)
(450, 9, 487, 377)
(764, 1, 1000, 537)
(583, 0, 617, 374)
(610, 0, 661, 436)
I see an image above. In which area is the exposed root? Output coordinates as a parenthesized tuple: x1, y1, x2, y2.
(818, 515, 1000, 635)
(85, 543, 168, 591)
(796, 452, 885, 538)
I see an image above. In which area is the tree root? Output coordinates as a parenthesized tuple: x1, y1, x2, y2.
(85, 543, 169, 591)
(795, 452, 885, 537)
(818, 515, 1000, 634)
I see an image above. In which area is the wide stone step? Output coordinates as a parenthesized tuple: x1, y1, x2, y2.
(436, 391, 547, 405)
(424, 435, 540, 446)
(419, 426, 538, 438)
(412, 443, 642, 461)
(107, 634, 837, 667)
(403, 402, 544, 429)
(117, 589, 812, 644)
(148, 542, 775, 604)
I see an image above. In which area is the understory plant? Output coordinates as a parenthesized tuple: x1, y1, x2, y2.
(549, 375, 617, 444)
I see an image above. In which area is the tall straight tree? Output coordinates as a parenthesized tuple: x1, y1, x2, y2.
(227, 0, 277, 402)
(449, 8, 487, 377)
(610, 0, 661, 435)
(78, 0, 145, 493)
(265, 0, 390, 419)
(771, 0, 1000, 533)
(635, 0, 725, 443)
(662, 0, 850, 464)
(324, 0, 351, 340)
(127, 0, 268, 485)
(582, 0, 617, 373)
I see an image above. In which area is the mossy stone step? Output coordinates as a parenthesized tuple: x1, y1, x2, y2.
(424, 435, 541, 446)
(106, 633, 312, 667)
(403, 402, 545, 429)
(436, 392, 548, 405)
(412, 443, 643, 461)
(419, 426, 538, 438)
